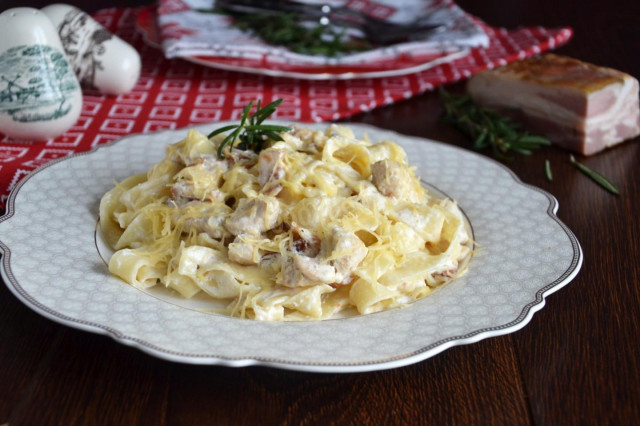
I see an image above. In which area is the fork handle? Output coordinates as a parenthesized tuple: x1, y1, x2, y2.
(216, 0, 326, 18)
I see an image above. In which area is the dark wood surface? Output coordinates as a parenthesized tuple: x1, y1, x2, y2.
(1, 1, 639, 424)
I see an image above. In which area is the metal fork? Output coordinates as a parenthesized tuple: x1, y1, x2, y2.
(215, 0, 444, 45)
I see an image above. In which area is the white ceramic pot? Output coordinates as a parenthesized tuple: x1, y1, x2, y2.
(41, 4, 141, 95)
(0, 7, 83, 141)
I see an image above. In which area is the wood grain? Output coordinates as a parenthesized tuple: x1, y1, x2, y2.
(1, 0, 639, 424)
(450, 2, 640, 424)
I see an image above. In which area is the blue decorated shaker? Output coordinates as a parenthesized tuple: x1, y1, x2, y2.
(0, 7, 82, 141)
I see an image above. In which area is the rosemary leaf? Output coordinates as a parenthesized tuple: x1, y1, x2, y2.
(208, 124, 241, 138)
(245, 124, 292, 132)
(511, 147, 532, 156)
(440, 88, 551, 160)
(545, 159, 553, 181)
(569, 155, 619, 195)
(520, 135, 551, 144)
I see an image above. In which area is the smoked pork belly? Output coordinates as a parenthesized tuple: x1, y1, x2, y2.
(467, 54, 640, 155)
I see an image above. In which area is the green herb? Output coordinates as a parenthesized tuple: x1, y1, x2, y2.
(233, 12, 370, 56)
(440, 88, 551, 160)
(545, 159, 553, 181)
(200, 9, 370, 56)
(208, 99, 292, 159)
(569, 155, 619, 195)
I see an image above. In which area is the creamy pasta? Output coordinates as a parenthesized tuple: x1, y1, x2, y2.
(100, 124, 471, 321)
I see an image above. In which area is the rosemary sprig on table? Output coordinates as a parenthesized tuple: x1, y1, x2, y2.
(440, 88, 551, 160)
(208, 99, 292, 159)
(569, 155, 619, 195)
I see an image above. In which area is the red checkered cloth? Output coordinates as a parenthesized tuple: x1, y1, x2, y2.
(0, 7, 572, 210)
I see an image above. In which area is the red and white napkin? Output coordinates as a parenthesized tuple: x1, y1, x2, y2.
(156, 0, 490, 65)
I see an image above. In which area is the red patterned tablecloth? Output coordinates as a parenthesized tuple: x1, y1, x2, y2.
(0, 7, 572, 209)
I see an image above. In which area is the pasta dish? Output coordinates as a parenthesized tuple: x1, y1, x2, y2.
(100, 123, 471, 321)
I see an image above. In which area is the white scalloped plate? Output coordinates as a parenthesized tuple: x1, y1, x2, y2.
(0, 122, 582, 372)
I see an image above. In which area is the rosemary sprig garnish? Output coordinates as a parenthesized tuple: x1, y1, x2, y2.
(200, 9, 370, 56)
(208, 99, 292, 159)
(569, 155, 619, 195)
(545, 159, 553, 181)
(440, 88, 551, 160)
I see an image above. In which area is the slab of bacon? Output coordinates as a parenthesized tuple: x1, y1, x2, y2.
(467, 54, 640, 155)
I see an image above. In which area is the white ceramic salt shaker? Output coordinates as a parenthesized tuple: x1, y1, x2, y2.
(41, 4, 141, 96)
(0, 7, 83, 141)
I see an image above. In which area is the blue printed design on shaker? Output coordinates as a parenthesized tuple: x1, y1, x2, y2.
(0, 44, 78, 123)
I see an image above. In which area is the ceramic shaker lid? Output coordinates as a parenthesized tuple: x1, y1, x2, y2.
(42, 4, 141, 95)
(0, 7, 83, 141)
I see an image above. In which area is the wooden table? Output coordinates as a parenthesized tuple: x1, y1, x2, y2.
(2, 1, 639, 424)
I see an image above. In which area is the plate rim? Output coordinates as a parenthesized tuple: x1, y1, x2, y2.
(180, 50, 471, 81)
(0, 122, 583, 372)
